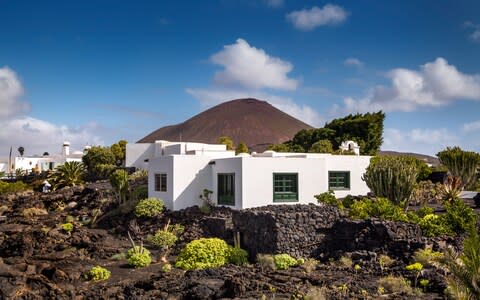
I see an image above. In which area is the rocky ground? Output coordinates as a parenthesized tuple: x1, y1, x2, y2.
(0, 182, 467, 299)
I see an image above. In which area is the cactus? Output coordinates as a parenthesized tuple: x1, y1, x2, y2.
(437, 147, 480, 189)
(362, 156, 419, 206)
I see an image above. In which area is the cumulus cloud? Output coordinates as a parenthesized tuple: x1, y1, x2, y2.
(341, 57, 480, 113)
(0, 67, 29, 118)
(0, 67, 104, 157)
(464, 21, 480, 42)
(462, 120, 480, 132)
(210, 38, 298, 90)
(286, 4, 348, 31)
(344, 58, 364, 68)
(264, 0, 284, 8)
(383, 128, 459, 155)
(186, 88, 322, 127)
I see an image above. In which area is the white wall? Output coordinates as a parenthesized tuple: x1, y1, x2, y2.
(325, 155, 371, 198)
(148, 156, 174, 209)
(126, 143, 155, 170)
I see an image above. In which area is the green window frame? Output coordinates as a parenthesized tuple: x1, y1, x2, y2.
(328, 171, 350, 190)
(218, 173, 235, 205)
(273, 173, 298, 202)
(154, 173, 167, 192)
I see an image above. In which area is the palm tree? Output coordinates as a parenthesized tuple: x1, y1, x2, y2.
(49, 161, 86, 189)
(439, 228, 480, 299)
(18, 146, 24, 157)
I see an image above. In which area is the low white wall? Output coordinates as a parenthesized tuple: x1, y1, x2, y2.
(126, 143, 155, 170)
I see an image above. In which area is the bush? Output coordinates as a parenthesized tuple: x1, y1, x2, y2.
(273, 254, 298, 270)
(315, 190, 342, 208)
(134, 198, 164, 217)
(132, 185, 148, 201)
(61, 223, 74, 233)
(148, 230, 177, 249)
(362, 156, 419, 205)
(419, 214, 452, 237)
(413, 248, 443, 267)
(415, 206, 434, 218)
(256, 254, 275, 271)
(162, 263, 172, 273)
(443, 199, 478, 234)
(127, 246, 152, 268)
(175, 238, 229, 270)
(0, 180, 30, 194)
(349, 197, 416, 223)
(85, 266, 111, 281)
(342, 195, 356, 209)
(228, 247, 249, 265)
(378, 275, 413, 295)
(302, 258, 318, 274)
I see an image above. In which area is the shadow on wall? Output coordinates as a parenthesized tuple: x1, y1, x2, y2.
(174, 164, 212, 210)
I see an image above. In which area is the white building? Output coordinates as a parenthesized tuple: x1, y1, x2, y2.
(127, 140, 372, 210)
(10, 142, 88, 174)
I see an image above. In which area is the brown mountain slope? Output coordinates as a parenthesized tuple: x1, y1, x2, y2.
(138, 98, 313, 151)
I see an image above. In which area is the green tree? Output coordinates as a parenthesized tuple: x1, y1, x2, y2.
(235, 141, 249, 154)
(49, 161, 86, 189)
(111, 140, 128, 166)
(82, 146, 116, 181)
(269, 143, 291, 152)
(109, 169, 129, 203)
(309, 140, 333, 153)
(437, 146, 480, 189)
(362, 156, 419, 206)
(218, 136, 234, 150)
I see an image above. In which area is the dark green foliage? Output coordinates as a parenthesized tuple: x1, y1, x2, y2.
(109, 169, 129, 203)
(218, 136, 234, 150)
(443, 199, 478, 234)
(342, 195, 356, 209)
(362, 156, 419, 206)
(110, 140, 127, 166)
(268, 143, 291, 152)
(132, 185, 148, 201)
(349, 197, 418, 223)
(228, 247, 249, 266)
(437, 146, 480, 189)
(48, 161, 86, 189)
(309, 139, 334, 153)
(235, 142, 249, 154)
(82, 146, 116, 181)
(414, 159, 432, 182)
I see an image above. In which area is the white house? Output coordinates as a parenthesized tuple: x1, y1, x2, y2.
(127, 140, 372, 210)
(9, 142, 88, 174)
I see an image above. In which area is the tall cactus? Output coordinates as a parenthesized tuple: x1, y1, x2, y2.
(437, 146, 480, 190)
(362, 156, 419, 206)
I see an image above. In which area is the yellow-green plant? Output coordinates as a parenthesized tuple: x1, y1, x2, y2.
(175, 238, 230, 270)
(134, 198, 164, 218)
(147, 220, 184, 262)
(84, 266, 111, 281)
(406, 262, 423, 288)
(127, 246, 152, 268)
(378, 254, 394, 273)
(273, 254, 298, 270)
(61, 222, 74, 233)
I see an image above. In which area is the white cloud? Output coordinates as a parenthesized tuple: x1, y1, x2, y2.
(186, 88, 322, 127)
(286, 4, 348, 31)
(464, 21, 480, 42)
(462, 120, 480, 132)
(0, 67, 29, 118)
(0, 67, 104, 157)
(341, 57, 480, 113)
(264, 0, 284, 8)
(210, 38, 298, 90)
(383, 128, 459, 155)
(344, 58, 364, 68)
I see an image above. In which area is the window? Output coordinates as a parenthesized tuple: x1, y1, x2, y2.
(154, 173, 167, 192)
(328, 171, 350, 190)
(218, 173, 235, 205)
(273, 173, 298, 202)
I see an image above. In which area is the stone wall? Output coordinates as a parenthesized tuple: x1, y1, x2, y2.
(232, 204, 424, 259)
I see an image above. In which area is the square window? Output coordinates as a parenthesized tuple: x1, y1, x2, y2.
(328, 171, 350, 190)
(154, 173, 167, 192)
(273, 173, 298, 202)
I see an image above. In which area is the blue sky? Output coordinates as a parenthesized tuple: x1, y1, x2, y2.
(1, 0, 480, 157)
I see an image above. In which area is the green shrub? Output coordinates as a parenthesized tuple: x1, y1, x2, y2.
(342, 195, 356, 208)
(273, 254, 298, 270)
(315, 190, 343, 208)
(444, 199, 478, 234)
(85, 266, 111, 281)
(413, 248, 443, 267)
(162, 263, 172, 273)
(419, 214, 452, 237)
(134, 198, 164, 217)
(175, 238, 230, 270)
(362, 156, 419, 205)
(61, 222, 74, 233)
(349, 197, 416, 223)
(0, 180, 30, 194)
(148, 230, 177, 249)
(416, 206, 435, 218)
(127, 246, 152, 268)
(228, 247, 248, 266)
(132, 185, 148, 201)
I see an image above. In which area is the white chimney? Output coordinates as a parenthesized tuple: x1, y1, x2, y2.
(62, 141, 70, 157)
